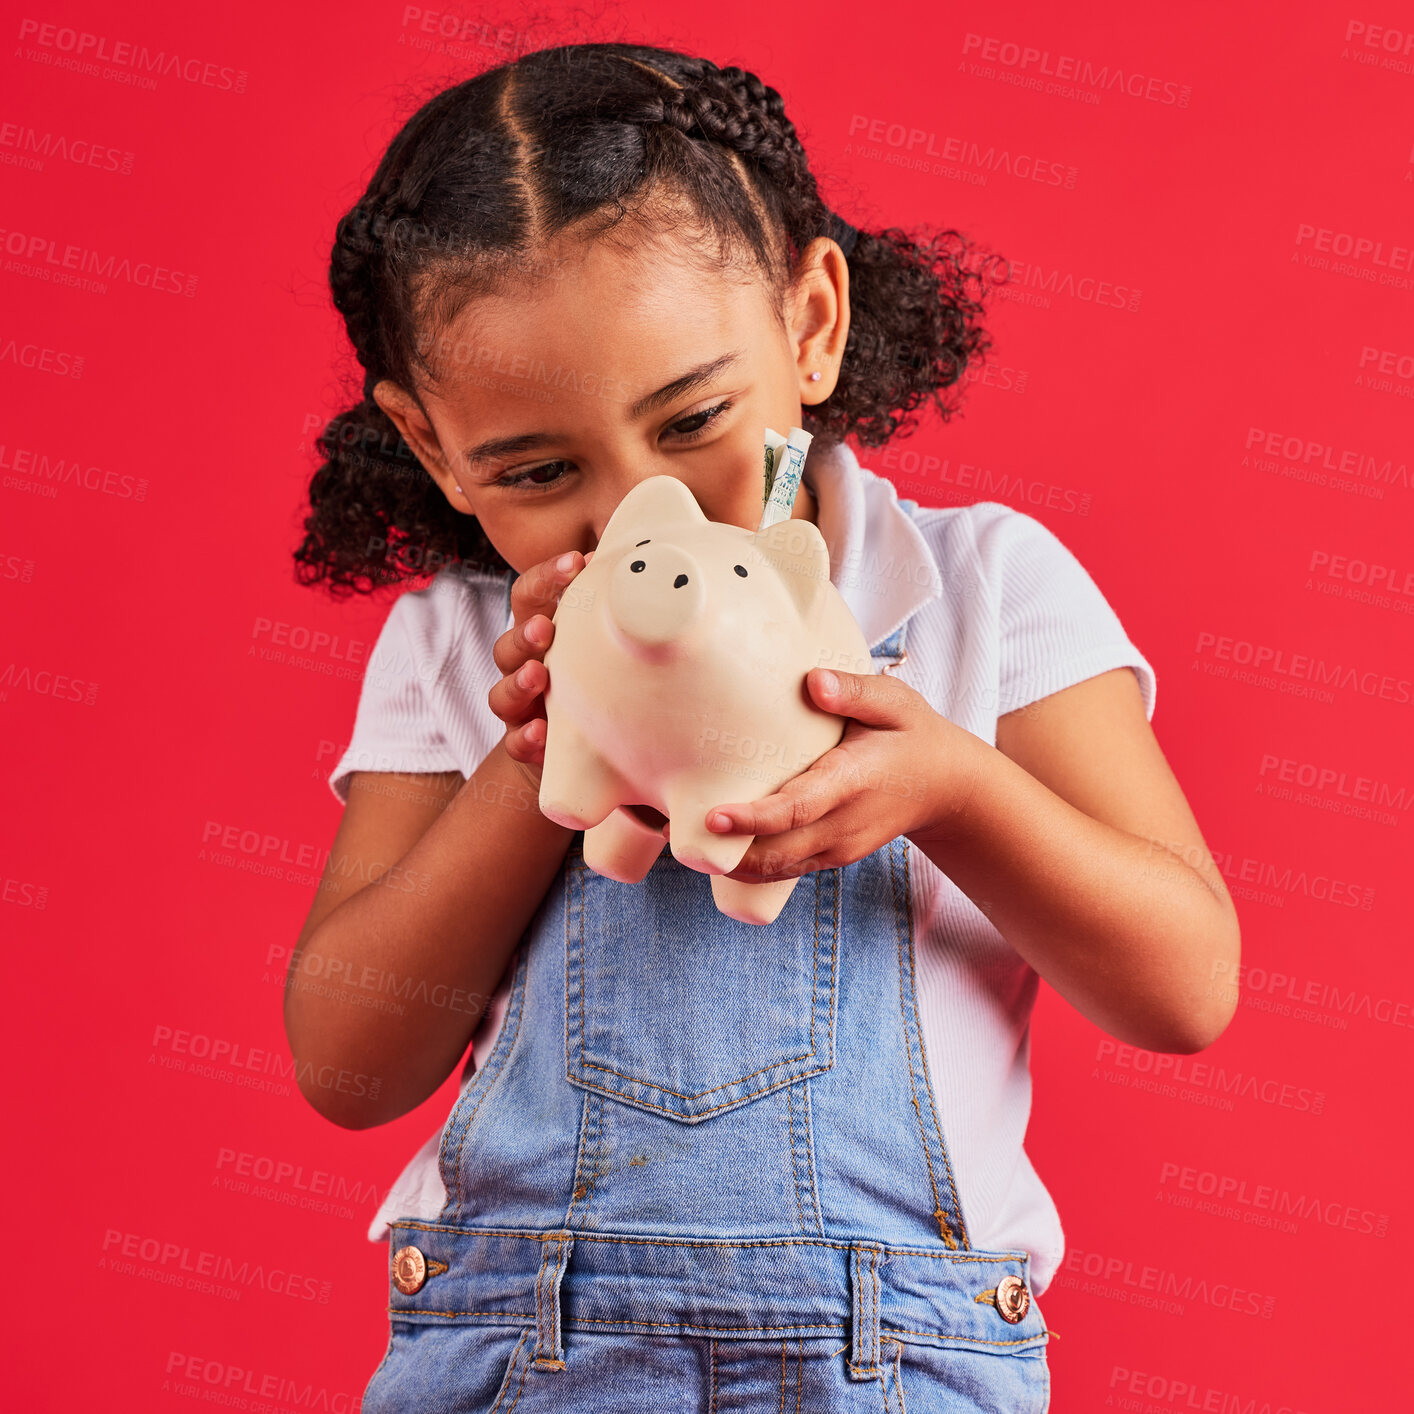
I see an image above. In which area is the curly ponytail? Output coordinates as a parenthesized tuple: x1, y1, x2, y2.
(296, 42, 1008, 596)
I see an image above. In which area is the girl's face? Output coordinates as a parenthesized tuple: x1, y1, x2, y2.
(374, 225, 851, 576)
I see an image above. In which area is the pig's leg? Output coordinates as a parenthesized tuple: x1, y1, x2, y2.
(661, 773, 756, 876)
(710, 874, 800, 928)
(538, 719, 620, 830)
(583, 807, 667, 883)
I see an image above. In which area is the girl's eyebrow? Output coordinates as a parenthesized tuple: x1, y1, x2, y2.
(461, 349, 744, 468)
(629, 349, 743, 418)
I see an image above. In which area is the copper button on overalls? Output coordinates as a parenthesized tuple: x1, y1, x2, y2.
(390, 1246, 426, 1296)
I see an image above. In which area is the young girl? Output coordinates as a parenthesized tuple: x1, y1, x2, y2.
(287, 40, 1240, 1414)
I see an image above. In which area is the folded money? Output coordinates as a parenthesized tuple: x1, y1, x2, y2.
(759, 425, 813, 531)
(762, 427, 787, 505)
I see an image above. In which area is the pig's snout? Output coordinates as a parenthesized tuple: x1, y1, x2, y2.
(606, 543, 707, 654)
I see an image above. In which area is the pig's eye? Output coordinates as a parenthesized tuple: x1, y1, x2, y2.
(734, 565, 748, 577)
(630, 561, 646, 572)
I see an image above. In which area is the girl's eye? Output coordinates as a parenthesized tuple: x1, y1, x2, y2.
(493, 462, 570, 493)
(491, 399, 736, 492)
(668, 398, 735, 442)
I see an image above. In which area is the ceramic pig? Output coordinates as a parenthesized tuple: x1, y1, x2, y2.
(537, 474, 875, 926)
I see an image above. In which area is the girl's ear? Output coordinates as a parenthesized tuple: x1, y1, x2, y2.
(788, 238, 850, 404)
(371, 379, 466, 508)
(596, 474, 709, 555)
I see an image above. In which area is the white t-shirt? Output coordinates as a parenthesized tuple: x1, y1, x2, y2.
(327, 440, 1157, 1296)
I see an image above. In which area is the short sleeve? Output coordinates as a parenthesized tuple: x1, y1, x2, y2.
(326, 592, 463, 805)
(971, 503, 1157, 722)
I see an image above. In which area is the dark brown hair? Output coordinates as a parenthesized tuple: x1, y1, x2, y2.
(295, 41, 1009, 597)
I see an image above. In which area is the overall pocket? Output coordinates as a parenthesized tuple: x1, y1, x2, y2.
(564, 844, 841, 1122)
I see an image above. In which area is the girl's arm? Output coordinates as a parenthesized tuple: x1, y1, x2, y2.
(283, 743, 574, 1129)
(285, 550, 593, 1129)
(914, 666, 1241, 1054)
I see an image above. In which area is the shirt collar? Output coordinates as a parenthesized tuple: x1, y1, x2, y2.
(802, 439, 943, 649)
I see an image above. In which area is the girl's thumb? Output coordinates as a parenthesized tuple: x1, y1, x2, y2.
(810, 667, 905, 726)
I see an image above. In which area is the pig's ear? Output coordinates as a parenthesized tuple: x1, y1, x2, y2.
(750, 518, 834, 619)
(596, 476, 708, 556)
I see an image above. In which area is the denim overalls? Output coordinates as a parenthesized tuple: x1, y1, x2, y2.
(361, 499, 1052, 1412)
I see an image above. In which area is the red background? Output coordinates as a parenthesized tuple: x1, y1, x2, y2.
(4, 0, 1410, 1408)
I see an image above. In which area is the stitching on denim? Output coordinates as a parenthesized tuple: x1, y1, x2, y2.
(898, 838, 971, 1249)
(393, 1311, 845, 1332)
(528, 1235, 570, 1370)
(786, 1081, 809, 1235)
(888, 837, 956, 1248)
(575, 1052, 826, 1100)
(794, 1335, 804, 1413)
(883, 1327, 1043, 1347)
(384, 1310, 1043, 1346)
(387, 1220, 1030, 1261)
(568, 1065, 837, 1117)
(786, 1080, 820, 1238)
(866, 1248, 880, 1371)
(541, 1233, 572, 1363)
(865, 1249, 876, 1368)
(489, 1329, 531, 1413)
(780, 1336, 807, 1413)
(563, 1086, 598, 1227)
(533, 1239, 544, 1360)
(849, 1245, 883, 1378)
(568, 851, 586, 1084)
(441, 944, 528, 1221)
(709, 1336, 718, 1414)
(799, 1078, 824, 1236)
(588, 1092, 608, 1210)
(565, 855, 837, 1110)
(891, 1337, 907, 1414)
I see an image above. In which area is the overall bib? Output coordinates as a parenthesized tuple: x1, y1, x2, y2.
(362, 500, 1052, 1413)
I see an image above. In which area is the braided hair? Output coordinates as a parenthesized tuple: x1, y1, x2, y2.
(296, 42, 1008, 597)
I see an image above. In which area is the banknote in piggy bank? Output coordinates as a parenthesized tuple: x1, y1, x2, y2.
(537, 474, 874, 926)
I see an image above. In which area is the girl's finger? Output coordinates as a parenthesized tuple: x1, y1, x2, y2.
(503, 715, 546, 763)
(486, 656, 545, 726)
(809, 667, 915, 728)
(510, 550, 583, 624)
(706, 760, 839, 840)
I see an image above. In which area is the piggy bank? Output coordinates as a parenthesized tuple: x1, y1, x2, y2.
(538, 475, 874, 926)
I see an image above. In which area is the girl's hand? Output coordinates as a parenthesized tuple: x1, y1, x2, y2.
(489, 549, 595, 789)
(703, 668, 986, 881)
